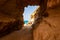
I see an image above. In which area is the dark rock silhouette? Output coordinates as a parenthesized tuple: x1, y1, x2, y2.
(0, 20, 21, 38)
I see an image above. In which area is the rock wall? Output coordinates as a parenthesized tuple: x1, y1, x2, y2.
(0, 0, 60, 39)
(47, 0, 60, 8)
(0, 0, 24, 37)
(33, 3, 60, 40)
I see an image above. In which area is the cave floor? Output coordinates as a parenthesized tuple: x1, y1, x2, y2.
(0, 26, 33, 40)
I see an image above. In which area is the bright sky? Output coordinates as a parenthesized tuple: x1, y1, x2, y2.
(23, 6, 37, 21)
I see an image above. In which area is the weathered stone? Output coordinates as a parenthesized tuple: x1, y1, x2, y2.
(33, 4, 60, 40)
(0, 0, 60, 39)
(0, 0, 49, 37)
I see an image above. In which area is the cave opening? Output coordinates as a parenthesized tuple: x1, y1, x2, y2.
(23, 6, 38, 26)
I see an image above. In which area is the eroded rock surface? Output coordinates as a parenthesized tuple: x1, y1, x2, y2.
(33, 5, 60, 40)
(0, 0, 60, 40)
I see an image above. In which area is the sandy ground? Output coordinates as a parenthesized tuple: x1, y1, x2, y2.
(0, 26, 33, 40)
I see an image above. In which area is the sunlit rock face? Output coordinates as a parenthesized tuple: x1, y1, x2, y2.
(27, 11, 37, 25)
(27, 6, 40, 26)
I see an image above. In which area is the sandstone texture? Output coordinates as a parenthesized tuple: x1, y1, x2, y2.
(0, 0, 60, 40)
(33, 4, 60, 40)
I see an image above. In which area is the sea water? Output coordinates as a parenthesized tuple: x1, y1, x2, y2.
(24, 20, 28, 24)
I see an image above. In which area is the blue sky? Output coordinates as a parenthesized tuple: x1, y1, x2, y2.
(23, 6, 37, 21)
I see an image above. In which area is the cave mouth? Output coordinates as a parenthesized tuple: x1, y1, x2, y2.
(23, 5, 38, 26)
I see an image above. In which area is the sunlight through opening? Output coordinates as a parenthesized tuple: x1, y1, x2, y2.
(23, 6, 38, 26)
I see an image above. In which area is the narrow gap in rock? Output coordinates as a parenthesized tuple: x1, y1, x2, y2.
(23, 6, 38, 28)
